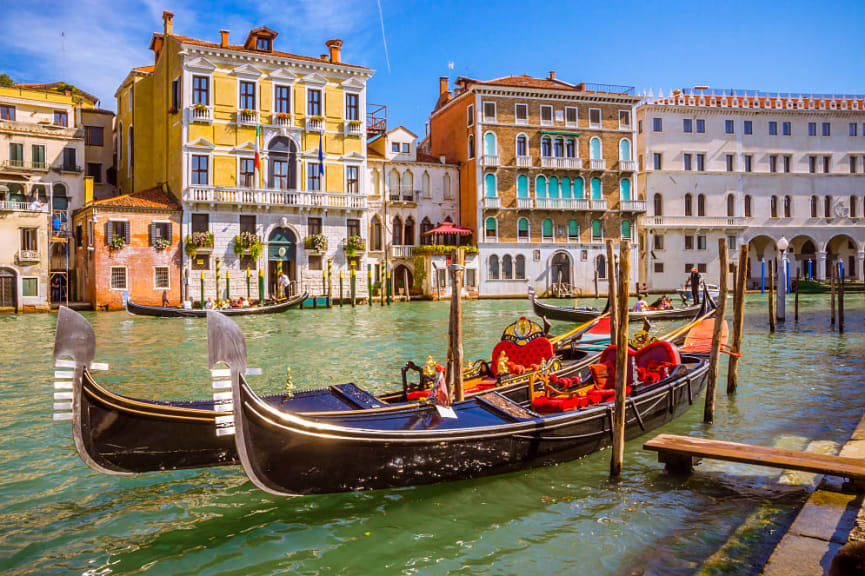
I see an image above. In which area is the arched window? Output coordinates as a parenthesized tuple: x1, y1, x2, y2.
(684, 193, 693, 216)
(561, 177, 572, 199)
(591, 219, 603, 242)
(851, 195, 858, 218)
(784, 195, 791, 218)
(485, 217, 497, 240)
(404, 216, 415, 246)
(542, 218, 554, 241)
(574, 177, 584, 199)
(567, 219, 579, 241)
(371, 169, 380, 196)
(443, 173, 452, 199)
(727, 194, 735, 217)
(53, 183, 68, 210)
(388, 169, 400, 199)
(619, 138, 632, 161)
(467, 135, 474, 159)
(541, 136, 551, 157)
(517, 175, 528, 198)
(371, 216, 383, 251)
(620, 179, 631, 201)
(745, 195, 752, 218)
(566, 138, 575, 158)
(484, 173, 497, 197)
(483, 132, 497, 157)
(621, 220, 631, 239)
(824, 195, 831, 217)
(589, 137, 601, 160)
(402, 170, 414, 199)
(516, 134, 528, 157)
(488, 254, 499, 280)
(810, 195, 818, 218)
(590, 178, 602, 200)
(697, 193, 706, 216)
(515, 255, 526, 280)
(518, 217, 529, 241)
(654, 193, 663, 216)
(502, 255, 513, 279)
(554, 138, 564, 158)
(422, 171, 431, 198)
(536, 175, 547, 198)
(770, 195, 778, 218)
(596, 254, 607, 279)
(420, 217, 433, 245)
(548, 176, 559, 199)
(392, 216, 403, 245)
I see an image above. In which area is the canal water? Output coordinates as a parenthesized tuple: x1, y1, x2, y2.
(1, 295, 864, 575)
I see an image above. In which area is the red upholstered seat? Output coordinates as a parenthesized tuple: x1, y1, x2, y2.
(596, 345, 637, 388)
(406, 390, 431, 401)
(491, 337, 554, 377)
(464, 380, 498, 394)
(532, 395, 588, 413)
(634, 340, 681, 370)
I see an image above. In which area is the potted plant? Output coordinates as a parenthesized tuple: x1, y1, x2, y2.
(240, 108, 256, 118)
(348, 119, 362, 127)
(275, 112, 292, 121)
(310, 114, 324, 123)
(109, 236, 125, 251)
(304, 233, 327, 252)
(193, 102, 208, 112)
(153, 237, 170, 250)
(233, 231, 263, 259)
(185, 231, 214, 257)
(344, 235, 365, 257)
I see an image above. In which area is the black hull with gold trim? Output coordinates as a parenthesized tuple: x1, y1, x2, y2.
(125, 292, 307, 318)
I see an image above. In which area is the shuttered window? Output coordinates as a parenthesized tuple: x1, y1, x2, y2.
(107, 220, 130, 245)
(149, 222, 172, 246)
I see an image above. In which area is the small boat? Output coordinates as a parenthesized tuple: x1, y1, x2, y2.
(124, 291, 307, 317)
(530, 286, 705, 324)
(208, 310, 711, 495)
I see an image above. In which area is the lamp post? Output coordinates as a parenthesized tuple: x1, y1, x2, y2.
(761, 259, 765, 294)
(776, 237, 788, 322)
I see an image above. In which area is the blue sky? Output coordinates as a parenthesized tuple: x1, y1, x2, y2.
(2, 0, 864, 133)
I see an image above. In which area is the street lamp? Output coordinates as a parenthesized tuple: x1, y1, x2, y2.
(776, 237, 788, 321)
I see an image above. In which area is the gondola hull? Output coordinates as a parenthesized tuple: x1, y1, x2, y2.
(531, 291, 701, 323)
(126, 291, 307, 317)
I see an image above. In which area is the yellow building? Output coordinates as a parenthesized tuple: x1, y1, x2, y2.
(116, 12, 374, 302)
(0, 82, 102, 310)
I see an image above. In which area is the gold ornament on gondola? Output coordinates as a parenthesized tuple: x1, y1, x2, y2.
(423, 355, 437, 377)
(629, 329, 656, 349)
(497, 350, 510, 375)
(284, 366, 296, 397)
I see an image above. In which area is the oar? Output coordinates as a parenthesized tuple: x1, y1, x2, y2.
(550, 313, 609, 346)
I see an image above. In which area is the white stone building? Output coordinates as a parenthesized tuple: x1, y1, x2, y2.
(636, 88, 865, 291)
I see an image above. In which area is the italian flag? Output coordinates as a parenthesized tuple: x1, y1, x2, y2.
(254, 121, 262, 188)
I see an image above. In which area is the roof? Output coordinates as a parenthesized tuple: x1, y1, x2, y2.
(422, 222, 473, 236)
(366, 147, 385, 160)
(133, 65, 155, 74)
(171, 34, 371, 71)
(81, 108, 115, 116)
(416, 152, 443, 164)
(470, 74, 577, 91)
(12, 81, 100, 104)
(92, 187, 179, 210)
(386, 125, 417, 138)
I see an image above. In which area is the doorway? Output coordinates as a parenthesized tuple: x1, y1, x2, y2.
(0, 268, 17, 309)
(550, 252, 571, 296)
(268, 227, 297, 298)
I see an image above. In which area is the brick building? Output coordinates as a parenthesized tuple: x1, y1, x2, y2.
(73, 187, 181, 309)
(429, 73, 643, 297)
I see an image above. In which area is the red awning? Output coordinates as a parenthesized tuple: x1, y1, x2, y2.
(422, 222, 473, 236)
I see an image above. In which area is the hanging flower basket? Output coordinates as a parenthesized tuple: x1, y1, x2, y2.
(153, 237, 170, 250)
(304, 233, 328, 252)
(108, 236, 125, 251)
(344, 235, 365, 257)
(233, 232, 263, 259)
(185, 231, 214, 257)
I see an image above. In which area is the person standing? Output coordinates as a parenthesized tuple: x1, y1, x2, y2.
(162, 290, 169, 307)
(689, 267, 701, 303)
(279, 272, 290, 300)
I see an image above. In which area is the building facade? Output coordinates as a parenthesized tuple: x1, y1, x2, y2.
(366, 126, 469, 298)
(0, 83, 99, 311)
(636, 88, 865, 291)
(81, 108, 116, 201)
(72, 187, 182, 309)
(116, 12, 374, 304)
(429, 74, 643, 298)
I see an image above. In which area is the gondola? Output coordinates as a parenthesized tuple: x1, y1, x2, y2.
(208, 310, 711, 496)
(124, 291, 307, 318)
(530, 286, 703, 323)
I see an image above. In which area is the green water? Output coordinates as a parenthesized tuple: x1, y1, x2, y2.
(1, 295, 864, 575)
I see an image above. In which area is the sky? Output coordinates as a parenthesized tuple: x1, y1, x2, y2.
(2, 0, 864, 134)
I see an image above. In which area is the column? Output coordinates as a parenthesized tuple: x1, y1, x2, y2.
(777, 250, 787, 321)
(817, 251, 827, 280)
(858, 252, 864, 281)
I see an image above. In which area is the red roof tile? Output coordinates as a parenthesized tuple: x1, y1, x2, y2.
(94, 187, 179, 210)
(133, 65, 155, 73)
(474, 74, 577, 91)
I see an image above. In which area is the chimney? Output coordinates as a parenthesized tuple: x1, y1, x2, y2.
(326, 39, 343, 64)
(439, 76, 449, 96)
(549, 71, 556, 80)
(440, 155, 446, 165)
(219, 30, 230, 48)
(162, 11, 174, 36)
(320, 54, 329, 61)
(425, 121, 429, 136)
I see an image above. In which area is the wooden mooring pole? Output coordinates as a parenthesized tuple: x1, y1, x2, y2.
(794, 269, 800, 322)
(830, 264, 836, 326)
(768, 260, 776, 333)
(727, 243, 748, 394)
(610, 240, 629, 479)
(446, 249, 465, 401)
(606, 240, 618, 346)
(594, 269, 599, 299)
(838, 262, 845, 333)
(705, 239, 729, 423)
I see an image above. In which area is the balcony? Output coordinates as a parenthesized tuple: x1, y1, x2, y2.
(516, 197, 533, 209)
(515, 155, 532, 168)
(189, 106, 212, 123)
(646, 216, 749, 229)
(0, 200, 48, 213)
(391, 245, 412, 259)
(56, 164, 82, 173)
(183, 186, 367, 211)
(619, 200, 647, 212)
(536, 198, 591, 210)
(274, 114, 293, 128)
(482, 154, 500, 167)
(306, 117, 324, 132)
(589, 159, 607, 171)
(344, 121, 363, 136)
(237, 110, 258, 126)
(619, 160, 637, 172)
(2, 159, 49, 172)
(591, 199, 607, 210)
(16, 249, 40, 263)
(388, 186, 418, 203)
(484, 197, 501, 209)
(540, 157, 582, 170)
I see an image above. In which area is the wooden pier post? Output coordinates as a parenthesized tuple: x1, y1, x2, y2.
(795, 270, 800, 322)
(727, 243, 748, 395)
(610, 240, 630, 479)
(768, 260, 776, 333)
(404, 267, 411, 303)
(350, 266, 356, 307)
(704, 239, 729, 423)
(446, 249, 465, 402)
(339, 270, 343, 307)
(606, 240, 618, 346)
(327, 259, 333, 307)
(830, 264, 836, 326)
(367, 263, 372, 306)
(838, 262, 845, 333)
(594, 269, 599, 299)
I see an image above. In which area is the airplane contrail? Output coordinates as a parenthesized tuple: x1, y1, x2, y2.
(376, 0, 391, 73)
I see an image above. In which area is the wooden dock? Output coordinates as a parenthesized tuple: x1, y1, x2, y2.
(644, 434, 865, 488)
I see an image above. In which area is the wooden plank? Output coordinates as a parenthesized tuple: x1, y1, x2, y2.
(644, 434, 865, 481)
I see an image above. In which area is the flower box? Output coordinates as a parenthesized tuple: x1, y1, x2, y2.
(304, 234, 328, 252)
(344, 235, 365, 257)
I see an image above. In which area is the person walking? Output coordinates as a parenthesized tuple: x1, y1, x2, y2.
(689, 267, 701, 304)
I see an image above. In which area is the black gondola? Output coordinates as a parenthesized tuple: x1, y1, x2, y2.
(125, 291, 307, 317)
(208, 311, 711, 496)
(530, 286, 705, 323)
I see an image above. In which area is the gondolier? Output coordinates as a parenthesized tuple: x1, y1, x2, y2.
(690, 268, 701, 304)
(279, 272, 290, 300)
